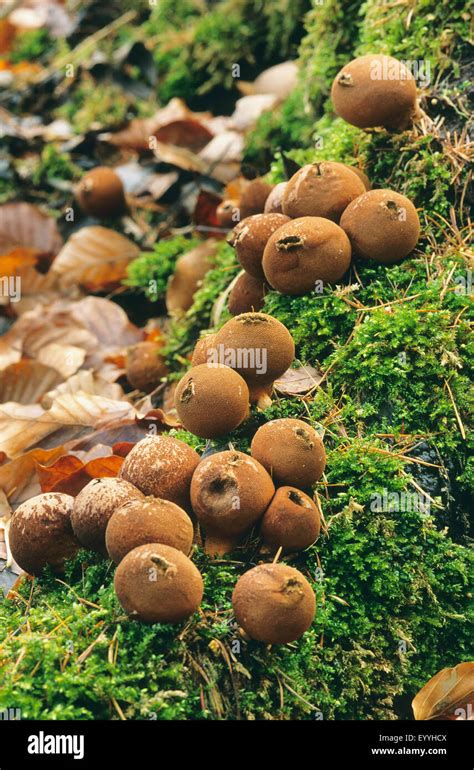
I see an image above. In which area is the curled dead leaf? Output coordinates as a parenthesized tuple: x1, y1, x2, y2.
(412, 662, 474, 720)
(0, 360, 62, 405)
(0, 202, 62, 260)
(36, 453, 124, 495)
(274, 365, 323, 395)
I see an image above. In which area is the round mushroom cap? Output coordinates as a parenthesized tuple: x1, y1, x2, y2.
(216, 199, 240, 228)
(191, 450, 275, 554)
(214, 312, 295, 388)
(191, 333, 217, 366)
(239, 178, 274, 218)
(229, 213, 290, 281)
(106, 496, 194, 564)
(119, 435, 200, 510)
(331, 54, 418, 129)
(175, 364, 250, 438)
(10, 492, 79, 575)
(75, 166, 125, 218)
(251, 418, 326, 488)
(114, 543, 203, 624)
(166, 241, 217, 314)
(232, 563, 316, 643)
(71, 477, 144, 553)
(340, 188, 420, 263)
(282, 162, 365, 222)
(261, 486, 321, 553)
(126, 341, 168, 393)
(228, 271, 268, 315)
(264, 182, 288, 214)
(262, 216, 351, 294)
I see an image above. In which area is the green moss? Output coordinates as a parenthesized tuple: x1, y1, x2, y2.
(32, 145, 82, 186)
(55, 75, 131, 133)
(124, 235, 200, 301)
(10, 29, 57, 64)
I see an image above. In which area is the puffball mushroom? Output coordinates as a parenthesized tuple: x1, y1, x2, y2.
(105, 497, 194, 564)
(228, 272, 268, 315)
(10, 493, 79, 575)
(239, 178, 274, 219)
(190, 450, 275, 555)
(331, 54, 418, 130)
(191, 333, 217, 366)
(175, 364, 249, 438)
(282, 161, 366, 222)
(251, 418, 326, 488)
(114, 543, 203, 624)
(340, 188, 420, 264)
(214, 312, 295, 404)
(229, 213, 290, 280)
(216, 199, 240, 228)
(261, 486, 321, 553)
(264, 182, 287, 214)
(232, 563, 316, 644)
(71, 477, 144, 553)
(262, 216, 351, 294)
(333, 162, 371, 191)
(126, 340, 168, 393)
(120, 435, 200, 510)
(75, 166, 126, 218)
(166, 240, 218, 314)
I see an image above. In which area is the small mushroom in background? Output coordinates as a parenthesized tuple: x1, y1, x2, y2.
(340, 188, 420, 264)
(251, 418, 326, 488)
(262, 216, 352, 295)
(174, 363, 250, 438)
(190, 450, 275, 556)
(261, 486, 321, 554)
(228, 213, 290, 280)
(119, 435, 200, 511)
(191, 333, 217, 366)
(216, 199, 240, 228)
(71, 477, 144, 553)
(75, 166, 126, 218)
(232, 563, 316, 644)
(331, 54, 419, 130)
(105, 497, 194, 564)
(239, 177, 274, 219)
(214, 312, 295, 406)
(264, 182, 288, 214)
(114, 543, 203, 624)
(9, 493, 80, 575)
(126, 340, 168, 393)
(227, 271, 269, 315)
(282, 161, 366, 222)
(166, 240, 218, 315)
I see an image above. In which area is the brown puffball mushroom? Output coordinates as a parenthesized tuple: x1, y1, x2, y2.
(71, 477, 144, 553)
(264, 182, 288, 214)
(10, 493, 79, 575)
(216, 199, 240, 228)
(331, 54, 418, 130)
(340, 189, 420, 264)
(114, 543, 203, 623)
(166, 240, 218, 314)
(214, 312, 295, 404)
(239, 178, 274, 218)
(175, 364, 249, 438)
(228, 272, 268, 315)
(232, 563, 316, 644)
(229, 213, 290, 280)
(333, 162, 371, 190)
(191, 333, 217, 366)
(251, 418, 326, 488)
(191, 450, 275, 555)
(105, 496, 193, 564)
(262, 216, 351, 294)
(261, 486, 321, 553)
(126, 341, 168, 393)
(120, 435, 200, 510)
(75, 167, 125, 218)
(282, 161, 365, 222)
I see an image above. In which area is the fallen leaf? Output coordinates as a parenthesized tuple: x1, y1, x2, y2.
(69, 296, 143, 348)
(153, 140, 209, 174)
(237, 61, 299, 99)
(0, 360, 63, 405)
(0, 202, 62, 260)
(412, 662, 474, 720)
(230, 94, 279, 132)
(199, 131, 243, 183)
(42, 369, 123, 408)
(37, 343, 86, 378)
(274, 365, 323, 395)
(51, 227, 140, 291)
(37, 453, 123, 495)
(0, 445, 66, 503)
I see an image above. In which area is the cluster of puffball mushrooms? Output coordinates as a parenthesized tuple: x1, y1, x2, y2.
(9, 55, 422, 647)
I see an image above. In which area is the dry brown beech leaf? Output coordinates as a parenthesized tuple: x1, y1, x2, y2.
(0, 392, 136, 458)
(152, 140, 209, 174)
(198, 130, 244, 183)
(0, 445, 66, 504)
(37, 343, 86, 378)
(69, 296, 143, 348)
(237, 61, 299, 99)
(36, 452, 124, 496)
(274, 365, 323, 395)
(0, 360, 63, 405)
(51, 227, 140, 290)
(42, 370, 123, 408)
(412, 662, 474, 720)
(230, 94, 279, 132)
(0, 202, 63, 259)
(6, 263, 61, 315)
